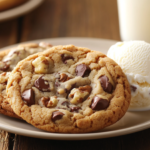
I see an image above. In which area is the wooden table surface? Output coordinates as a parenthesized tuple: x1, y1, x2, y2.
(0, 0, 150, 150)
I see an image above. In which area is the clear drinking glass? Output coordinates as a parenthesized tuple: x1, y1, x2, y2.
(117, 0, 150, 43)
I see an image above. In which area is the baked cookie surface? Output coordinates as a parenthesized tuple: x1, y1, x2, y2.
(7, 45, 131, 133)
(0, 0, 28, 11)
(0, 42, 52, 118)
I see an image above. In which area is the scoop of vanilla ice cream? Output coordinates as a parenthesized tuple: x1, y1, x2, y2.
(107, 41, 150, 110)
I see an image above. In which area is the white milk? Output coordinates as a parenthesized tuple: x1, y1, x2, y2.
(117, 0, 150, 43)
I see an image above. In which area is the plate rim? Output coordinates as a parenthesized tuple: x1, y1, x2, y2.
(0, 0, 44, 22)
(0, 37, 150, 140)
(0, 37, 118, 50)
(0, 116, 150, 140)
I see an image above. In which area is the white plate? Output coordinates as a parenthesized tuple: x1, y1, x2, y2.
(0, 37, 150, 140)
(0, 0, 43, 22)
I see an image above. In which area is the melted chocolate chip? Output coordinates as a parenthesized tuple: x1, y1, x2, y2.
(70, 106, 81, 112)
(91, 96, 109, 110)
(51, 111, 64, 122)
(75, 64, 91, 77)
(34, 76, 50, 92)
(99, 75, 113, 93)
(61, 101, 70, 108)
(130, 85, 137, 92)
(22, 89, 35, 106)
(61, 54, 74, 64)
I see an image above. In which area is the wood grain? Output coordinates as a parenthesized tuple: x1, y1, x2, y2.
(13, 128, 150, 150)
(0, 131, 9, 150)
(20, 0, 120, 42)
(0, 20, 18, 48)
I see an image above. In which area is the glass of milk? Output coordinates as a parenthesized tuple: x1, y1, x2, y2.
(117, 0, 150, 43)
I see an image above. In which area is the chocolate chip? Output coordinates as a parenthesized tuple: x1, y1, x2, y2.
(51, 111, 64, 122)
(76, 64, 91, 77)
(99, 75, 113, 93)
(61, 101, 70, 108)
(130, 85, 137, 92)
(91, 96, 109, 110)
(61, 54, 74, 64)
(34, 76, 50, 92)
(22, 89, 35, 106)
(70, 106, 81, 112)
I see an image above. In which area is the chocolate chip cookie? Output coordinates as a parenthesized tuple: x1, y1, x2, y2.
(7, 45, 131, 133)
(0, 42, 52, 118)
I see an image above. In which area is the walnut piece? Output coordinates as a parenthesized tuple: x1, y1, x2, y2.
(32, 56, 50, 74)
(41, 96, 58, 108)
(59, 73, 71, 82)
(69, 85, 92, 104)
(58, 88, 65, 94)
